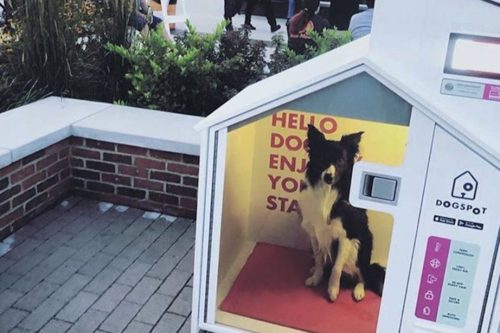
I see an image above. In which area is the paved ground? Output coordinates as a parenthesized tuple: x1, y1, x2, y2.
(0, 197, 195, 333)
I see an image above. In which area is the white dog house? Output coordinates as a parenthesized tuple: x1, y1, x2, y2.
(191, 0, 500, 332)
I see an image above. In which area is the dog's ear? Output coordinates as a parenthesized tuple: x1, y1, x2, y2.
(307, 125, 325, 146)
(340, 131, 364, 155)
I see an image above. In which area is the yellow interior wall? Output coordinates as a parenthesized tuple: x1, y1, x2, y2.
(219, 109, 408, 283)
(218, 122, 257, 282)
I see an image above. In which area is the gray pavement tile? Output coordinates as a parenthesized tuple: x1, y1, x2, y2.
(33, 221, 67, 242)
(7, 247, 46, 275)
(92, 284, 132, 313)
(78, 252, 114, 278)
(84, 267, 122, 295)
(2, 225, 38, 251)
(45, 259, 87, 285)
(67, 309, 108, 333)
(187, 275, 193, 287)
(152, 312, 185, 333)
(51, 274, 91, 302)
(71, 239, 106, 263)
(39, 319, 72, 333)
(0, 273, 21, 293)
(18, 297, 65, 331)
(0, 308, 29, 332)
(56, 291, 99, 323)
(0, 257, 16, 272)
(101, 209, 143, 235)
(123, 218, 155, 237)
(135, 293, 173, 325)
(117, 262, 152, 287)
(12, 246, 77, 293)
(157, 269, 192, 297)
(107, 256, 134, 272)
(35, 232, 74, 256)
(101, 234, 136, 257)
(176, 248, 194, 273)
(119, 230, 161, 262)
(3, 238, 43, 261)
(168, 287, 193, 317)
(9, 327, 33, 333)
(178, 315, 191, 333)
(0, 289, 24, 315)
(14, 281, 60, 312)
(146, 235, 193, 280)
(99, 301, 142, 333)
(0, 241, 11, 257)
(123, 321, 153, 333)
(61, 216, 94, 236)
(137, 220, 190, 265)
(125, 277, 162, 305)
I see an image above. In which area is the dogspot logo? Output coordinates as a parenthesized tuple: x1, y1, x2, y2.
(435, 200, 487, 215)
(434, 171, 487, 215)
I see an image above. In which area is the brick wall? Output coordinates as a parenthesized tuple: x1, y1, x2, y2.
(70, 138, 199, 219)
(0, 137, 200, 240)
(0, 140, 71, 239)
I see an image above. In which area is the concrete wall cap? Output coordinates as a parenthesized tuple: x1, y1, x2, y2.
(0, 97, 203, 168)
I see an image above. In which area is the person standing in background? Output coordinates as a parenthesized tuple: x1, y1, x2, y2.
(244, 0, 281, 32)
(224, 0, 242, 31)
(328, 0, 359, 30)
(287, 0, 331, 54)
(348, 0, 374, 39)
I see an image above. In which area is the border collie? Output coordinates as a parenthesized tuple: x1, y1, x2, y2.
(298, 124, 385, 302)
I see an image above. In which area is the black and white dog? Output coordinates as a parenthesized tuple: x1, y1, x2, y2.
(299, 124, 385, 302)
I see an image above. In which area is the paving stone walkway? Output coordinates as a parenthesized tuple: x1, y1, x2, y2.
(0, 197, 195, 333)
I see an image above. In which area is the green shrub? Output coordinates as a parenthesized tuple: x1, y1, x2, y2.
(107, 22, 267, 116)
(268, 28, 351, 75)
(0, 0, 135, 112)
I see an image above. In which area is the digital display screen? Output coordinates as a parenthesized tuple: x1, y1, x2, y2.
(445, 33, 500, 80)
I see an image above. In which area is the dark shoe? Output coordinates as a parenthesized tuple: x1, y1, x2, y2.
(270, 24, 281, 33)
(226, 22, 233, 31)
(243, 23, 256, 30)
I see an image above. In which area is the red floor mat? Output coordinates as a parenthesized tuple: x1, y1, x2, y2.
(220, 243, 381, 333)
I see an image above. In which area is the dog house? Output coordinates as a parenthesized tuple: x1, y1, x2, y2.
(191, 0, 500, 332)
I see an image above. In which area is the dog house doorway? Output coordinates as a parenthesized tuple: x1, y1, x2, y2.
(213, 72, 413, 333)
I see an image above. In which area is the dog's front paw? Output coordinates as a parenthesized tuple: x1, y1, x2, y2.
(353, 283, 365, 302)
(305, 274, 321, 287)
(328, 285, 340, 302)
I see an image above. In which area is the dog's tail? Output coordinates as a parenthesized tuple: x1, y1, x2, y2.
(366, 263, 386, 296)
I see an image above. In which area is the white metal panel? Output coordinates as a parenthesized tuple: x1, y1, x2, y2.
(196, 128, 219, 330)
(350, 109, 436, 332)
(191, 130, 210, 333)
(401, 126, 500, 333)
(206, 128, 228, 323)
(369, 0, 500, 165)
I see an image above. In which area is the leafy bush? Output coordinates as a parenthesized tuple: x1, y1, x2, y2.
(107, 22, 267, 116)
(0, 0, 135, 112)
(268, 28, 351, 75)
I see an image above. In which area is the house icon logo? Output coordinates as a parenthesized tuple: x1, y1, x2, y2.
(452, 171, 478, 200)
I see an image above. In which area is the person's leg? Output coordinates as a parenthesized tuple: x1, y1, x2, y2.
(263, 0, 280, 31)
(224, 2, 233, 30)
(244, 0, 257, 25)
(287, 0, 295, 18)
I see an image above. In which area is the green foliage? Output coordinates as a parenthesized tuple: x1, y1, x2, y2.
(268, 28, 351, 75)
(108, 21, 266, 116)
(0, 0, 135, 112)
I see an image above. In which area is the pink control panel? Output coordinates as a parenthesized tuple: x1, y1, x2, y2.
(415, 237, 451, 322)
(415, 236, 479, 327)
